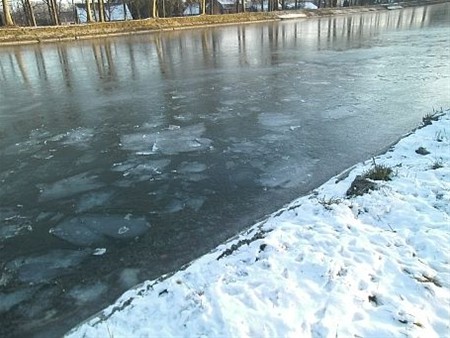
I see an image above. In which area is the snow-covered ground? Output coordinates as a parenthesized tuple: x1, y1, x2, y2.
(67, 110, 449, 338)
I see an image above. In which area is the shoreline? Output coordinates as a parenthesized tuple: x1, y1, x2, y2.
(0, 0, 448, 47)
(67, 109, 449, 337)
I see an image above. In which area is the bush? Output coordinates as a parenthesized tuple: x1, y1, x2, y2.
(362, 163, 393, 181)
(346, 161, 393, 197)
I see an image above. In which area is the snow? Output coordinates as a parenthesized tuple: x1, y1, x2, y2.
(67, 110, 449, 338)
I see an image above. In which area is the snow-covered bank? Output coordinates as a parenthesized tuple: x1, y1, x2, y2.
(67, 110, 449, 338)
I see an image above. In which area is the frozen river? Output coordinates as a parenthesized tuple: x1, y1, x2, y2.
(0, 4, 449, 337)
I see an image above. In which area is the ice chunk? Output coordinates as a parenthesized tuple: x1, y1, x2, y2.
(61, 127, 94, 147)
(258, 158, 319, 189)
(258, 112, 301, 131)
(185, 173, 208, 182)
(0, 208, 32, 241)
(0, 287, 38, 313)
(165, 199, 185, 213)
(84, 215, 150, 239)
(37, 172, 105, 202)
(156, 137, 213, 155)
(50, 215, 151, 246)
(46, 127, 94, 148)
(119, 268, 141, 288)
(1, 138, 43, 156)
(50, 221, 104, 246)
(92, 248, 107, 256)
(186, 196, 206, 211)
(165, 195, 206, 213)
(177, 161, 208, 182)
(121, 123, 213, 155)
(76, 191, 114, 213)
(178, 162, 208, 174)
(5, 249, 91, 284)
(111, 159, 170, 182)
(230, 168, 258, 188)
(67, 282, 107, 304)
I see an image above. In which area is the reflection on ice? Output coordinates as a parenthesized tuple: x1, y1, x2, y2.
(50, 215, 151, 246)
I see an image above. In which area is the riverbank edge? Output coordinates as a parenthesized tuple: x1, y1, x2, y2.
(65, 108, 449, 337)
(0, 0, 447, 46)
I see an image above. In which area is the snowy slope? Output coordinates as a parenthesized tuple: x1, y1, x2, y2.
(67, 110, 450, 338)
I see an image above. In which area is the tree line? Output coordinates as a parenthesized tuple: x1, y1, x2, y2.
(1, 0, 400, 27)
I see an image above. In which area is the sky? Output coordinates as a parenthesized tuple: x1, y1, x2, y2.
(66, 109, 449, 337)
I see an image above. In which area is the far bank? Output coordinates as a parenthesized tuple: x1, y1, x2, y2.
(0, 0, 448, 46)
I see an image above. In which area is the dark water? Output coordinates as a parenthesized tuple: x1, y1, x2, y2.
(0, 4, 449, 337)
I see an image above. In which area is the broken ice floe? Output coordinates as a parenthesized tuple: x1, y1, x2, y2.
(76, 191, 114, 213)
(67, 282, 107, 305)
(121, 123, 213, 155)
(37, 172, 105, 202)
(49, 215, 151, 246)
(165, 196, 206, 213)
(258, 158, 319, 189)
(111, 159, 171, 182)
(178, 161, 208, 174)
(177, 161, 209, 182)
(258, 112, 302, 131)
(5, 249, 92, 284)
(0, 287, 39, 313)
(92, 248, 107, 256)
(119, 268, 141, 288)
(46, 127, 94, 148)
(0, 208, 33, 241)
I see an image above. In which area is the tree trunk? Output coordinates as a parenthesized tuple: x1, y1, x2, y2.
(202, 0, 206, 15)
(1, 0, 14, 25)
(55, 0, 60, 24)
(24, 0, 37, 26)
(85, 0, 93, 22)
(47, 0, 60, 25)
(92, 0, 98, 21)
(98, 0, 105, 22)
(152, 0, 157, 18)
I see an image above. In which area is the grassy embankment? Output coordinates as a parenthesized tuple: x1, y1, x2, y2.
(0, 8, 390, 45)
(0, 0, 447, 45)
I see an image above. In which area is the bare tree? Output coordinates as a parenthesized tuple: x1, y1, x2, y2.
(43, 0, 60, 25)
(22, 0, 37, 26)
(98, 0, 105, 21)
(85, 0, 93, 22)
(2, 0, 14, 25)
(152, 0, 158, 18)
